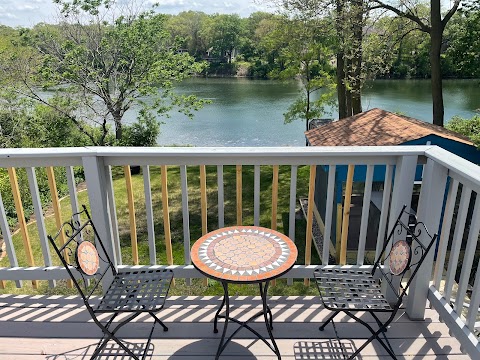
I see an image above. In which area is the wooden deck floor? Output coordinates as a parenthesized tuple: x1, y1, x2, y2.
(0, 294, 469, 359)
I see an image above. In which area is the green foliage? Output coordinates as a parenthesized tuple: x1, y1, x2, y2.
(119, 112, 161, 147)
(445, 10, 480, 78)
(446, 114, 480, 149)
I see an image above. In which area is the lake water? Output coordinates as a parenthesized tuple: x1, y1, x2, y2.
(147, 78, 480, 147)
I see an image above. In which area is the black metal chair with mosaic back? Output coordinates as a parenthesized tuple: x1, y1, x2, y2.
(313, 205, 438, 360)
(48, 205, 173, 360)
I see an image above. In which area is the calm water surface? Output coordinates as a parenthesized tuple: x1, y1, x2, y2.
(149, 78, 480, 147)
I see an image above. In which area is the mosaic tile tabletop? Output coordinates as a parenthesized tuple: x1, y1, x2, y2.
(191, 226, 297, 283)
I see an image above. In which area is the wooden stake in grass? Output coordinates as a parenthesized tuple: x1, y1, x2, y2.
(9, 167, 38, 289)
(124, 166, 138, 265)
(304, 165, 316, 286)
(336, 203, 343, 263)
(340, 165, 355, 265)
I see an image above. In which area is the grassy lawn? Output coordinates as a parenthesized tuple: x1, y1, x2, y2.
(0, 165, 320, 296)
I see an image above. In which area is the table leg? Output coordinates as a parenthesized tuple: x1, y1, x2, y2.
(215, 281, 230, 360)
(214, 288, 227, 334)
(260, 281, 281, 359)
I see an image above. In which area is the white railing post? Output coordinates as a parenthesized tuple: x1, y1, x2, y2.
(406, 158, 447, 319)
(82, 155, 117, 288)
(384, 155, 417, 304)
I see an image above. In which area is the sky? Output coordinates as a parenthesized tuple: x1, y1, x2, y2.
(0, 0, 274, 28)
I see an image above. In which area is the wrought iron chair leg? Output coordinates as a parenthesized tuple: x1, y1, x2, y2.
(91, 312, 142, 360)
(345, 312, 397, 360)
(319, 310, 340, 331)
(149, 311, 168, 331)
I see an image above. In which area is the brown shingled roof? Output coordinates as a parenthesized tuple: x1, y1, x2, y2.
(305, 108, 474, 146)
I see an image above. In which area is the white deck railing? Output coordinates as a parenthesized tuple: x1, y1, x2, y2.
(0, 145, 479, 357)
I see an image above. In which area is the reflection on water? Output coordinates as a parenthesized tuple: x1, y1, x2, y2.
(126, 77, 480, 147)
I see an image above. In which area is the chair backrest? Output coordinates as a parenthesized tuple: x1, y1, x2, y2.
(48, 205, 116, 303)
(372, 204, 438, 307)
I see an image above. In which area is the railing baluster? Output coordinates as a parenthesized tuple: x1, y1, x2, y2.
(271, 165, 279, 230)
(180, 165, 191, 285)
(454, 194, 480, 314)
(357, 165, 374, 265)
(254, 165, 260, 226)
(106, 166, 122, 264)
(434, 179, 459, 289)
(26, 167, 55, 288)
(46, 166, 70, 288)
(467, 244, 480, 330)
(323, 165, 335, 265)
(217, 165, 224, 228)
(375, 165, 393, 260)
(161, 166, 174, 284)
(304, 165, 316, 285)
(200, 165, 208, 286)
(288, 165, 297, 285)
(444, 186, 472, 302)
(143, 165, 156, 265)
(66, 166, 82, 240)
(123, 165, 138, 265)
(200, 165, 208, 234)
(340, 164, 355, 265)
(236, 165, 242, 225)
(0, 191, 21, 288)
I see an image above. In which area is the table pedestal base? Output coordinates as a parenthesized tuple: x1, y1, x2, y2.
(213, 280, 281, 359)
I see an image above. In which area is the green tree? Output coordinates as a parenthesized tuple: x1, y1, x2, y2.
(445, 9, 480, 78)
(2, 0, 208, 145)
(203, 14, 244, 63)
(369, 0, 463, 127)
(446, 114, 480, 149)
(267, 17, 336, 135)
(166, 11, 209, 59)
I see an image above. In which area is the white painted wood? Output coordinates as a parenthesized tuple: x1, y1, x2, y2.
(425, 146, 480, 194)
(105, 166, 121, 265)
(357, 165, 374, 265)
(323, 165, 335, 265)
(467, 242, 480, 330)
(217, 165, 224, 228)
(180, 166, 191, 268)
(82, 156, 116, 289)
(375, 165, 393, 260)
(444, 186, 472, 302)
(406, 158, 447, 319)
(142, 165, 157, 265)
(433, 179, 459, 289)
(26, 167, 55, 288)
(454, 195, 480, 314)
(0, 191, 21, 288)
(254, 165, 260, 226)
(429, 286, 480, 359)
(287, 165, 298, 285)
(66, 166, 83, 243)
(384, 156, 417, 304)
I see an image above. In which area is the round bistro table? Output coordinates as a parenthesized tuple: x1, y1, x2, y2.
(191, 226, 298, 359)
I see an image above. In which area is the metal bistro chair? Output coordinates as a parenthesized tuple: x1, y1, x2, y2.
(48, 205, 173, 360)
(313, 205, 438, 359)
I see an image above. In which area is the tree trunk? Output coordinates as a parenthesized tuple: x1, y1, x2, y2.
(430, 0, 444, 127)
(351, 0, 363, 115)
(336, 0, 347, 120)
(337, 53, 347, 119)
(115, 117, 122, 140)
